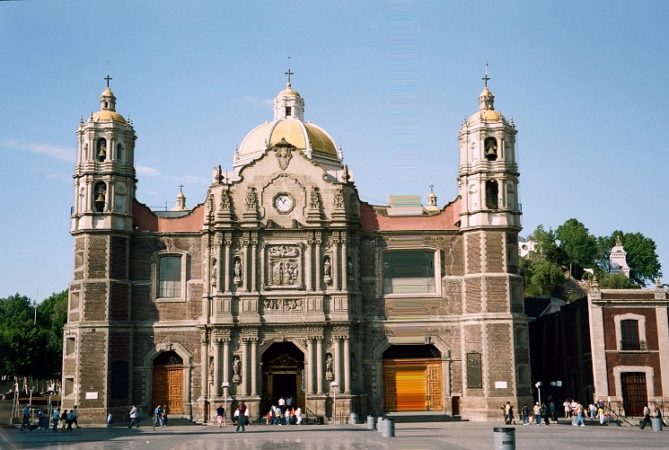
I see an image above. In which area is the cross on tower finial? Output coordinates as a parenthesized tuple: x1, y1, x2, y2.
(178, 184, 184, 193)
(285, 56, 293, 86)
(429, 184, 435, 193)
(104, 74, 112, 88)
(482, 62, 490, 87)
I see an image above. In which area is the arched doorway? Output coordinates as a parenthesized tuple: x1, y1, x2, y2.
(152, 351, 184, 414)
(261, 342, 305, 413)
(383, 344, 443, 412)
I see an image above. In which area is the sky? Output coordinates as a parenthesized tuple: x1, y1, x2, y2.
(1, 0, 668, 300)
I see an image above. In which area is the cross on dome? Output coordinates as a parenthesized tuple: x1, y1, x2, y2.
(104, 74, 113, 88)
(482, 63, 490, 88)
(285, 68, 294, 86)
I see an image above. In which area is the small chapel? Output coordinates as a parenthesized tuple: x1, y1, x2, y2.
(62, 71, 532, 423)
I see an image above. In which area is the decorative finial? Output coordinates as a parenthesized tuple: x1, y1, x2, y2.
(178, 184, 184, 193)
(429, 184, 435, 193)
(104, 74, 112, 88)
(285, 56, 293, 86)
(482, 62, 490, 88)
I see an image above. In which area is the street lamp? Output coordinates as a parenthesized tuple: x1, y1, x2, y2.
(221, 382, 230, 426)
(535, 381, 542, 405)
(330, 381, 339, 425)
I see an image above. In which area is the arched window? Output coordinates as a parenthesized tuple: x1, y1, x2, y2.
(485, 180, 499, 209)
(96, 138, 107, 162)
(94, 182, 106, 213)
(484, 137, 498, 161)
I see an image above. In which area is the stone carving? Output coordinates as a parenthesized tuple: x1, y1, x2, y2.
(233, 258, 242, 286)
(333, 190, 345, 210)
(267, 245, 301, 288)
(274, 138, 294, 170)
(162, 237, 176, 253)
(347, 256, 354, 280)
(323, 256, 332, 285)
(244, 187, 257, 210)
(325, 353, 334, 380)
(269, 246, 299, 258)
(207, 194, 215, 221)
(309, 187, 321, 209)
(262, 298, 304, 312)
(219, 190, 231, 211)
(232, 355, 241, 384)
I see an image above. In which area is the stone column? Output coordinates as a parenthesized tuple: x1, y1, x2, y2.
(216, 233, 223, 294)
(333, 336, 342, 393)
(306, 338, 314, 394)
(305, 240, 313, 291)
(213, 336, 222, 397)
(200, 330, 209, 400)
(341, 239, 348, 291)
(315, 239, 322, 291)
(333, 238, 340, 291)
(223, 240, 231, 293)
(243, 241, 250, 292)
(250, 239, 258, 292)
(222, 339, 230, 387)
(316, 337, 324, 394)
(343, 337, 351, 394)
(355, 340, 364, 392)
(241, 338, 249, 396)
(250, 338, 258, 396)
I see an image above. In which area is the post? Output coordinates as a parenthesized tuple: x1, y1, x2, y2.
(330, 381, 338, 424)
(222, 382, 230, 426)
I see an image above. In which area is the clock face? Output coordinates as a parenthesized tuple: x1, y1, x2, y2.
(274, 194, 294, 213)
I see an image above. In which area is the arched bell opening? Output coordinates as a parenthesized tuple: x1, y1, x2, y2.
(260, 342, 305, 415)
(382, 344, 443, 412)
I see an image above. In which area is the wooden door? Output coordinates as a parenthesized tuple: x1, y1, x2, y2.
(621, 372, 647, 416)
(395, 368, 426, 411)
(383, 359, 442, 412)
(152, 366, 183, 414)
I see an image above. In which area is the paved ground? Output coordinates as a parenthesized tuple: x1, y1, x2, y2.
(0, 419, 666, 450)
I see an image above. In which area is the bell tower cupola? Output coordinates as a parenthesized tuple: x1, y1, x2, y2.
(457, 67, 521, 231)
(71, 75, 137, 233)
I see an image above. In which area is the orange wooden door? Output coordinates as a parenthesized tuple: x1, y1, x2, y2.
(395, 368, 426, 411)
(152, 366, 183, 414)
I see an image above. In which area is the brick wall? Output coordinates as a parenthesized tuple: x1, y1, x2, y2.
(486, 322, 514, 397)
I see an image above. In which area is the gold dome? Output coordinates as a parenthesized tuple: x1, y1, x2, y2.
(278, 85, 300, 97)
(91, 109, 127, 124)
(237, 118, 338, 160)
(469, 109, 503, 123)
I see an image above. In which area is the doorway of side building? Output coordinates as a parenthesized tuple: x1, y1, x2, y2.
(621, 372, 647, 416)
(152, 351, 184, 415)
(383, 344, 443, 412)
(261, 342, 305, 414)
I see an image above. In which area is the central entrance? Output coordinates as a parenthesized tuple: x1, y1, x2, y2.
(261, 342, 305, 413)
(152, 351, 184, 414)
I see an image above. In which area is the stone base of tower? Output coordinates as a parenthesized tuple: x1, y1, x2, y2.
(460, 395, 533, 421)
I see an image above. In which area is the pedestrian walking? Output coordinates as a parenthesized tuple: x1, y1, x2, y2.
(235, 402, 247, 432)
(216, 404, 225, 428)
(153, 405, 162, 430)
(52, 408, 60, 432)
(533, 402, 541, 426)
(129, 404, 140, 428)
(640, 404, 652, 429)
(107, 410, 113, 428)
(521, 404, 529, 425)
(72, 405, 81, 428)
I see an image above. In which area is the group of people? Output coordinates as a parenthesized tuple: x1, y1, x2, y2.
(264, 395, 302, 426)
(152, 404, 169, 430)
(639, 403, 666, 429)
(51, 406, 80, 432)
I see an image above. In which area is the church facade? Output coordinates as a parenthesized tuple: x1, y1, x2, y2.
(62, 74, 532, 423)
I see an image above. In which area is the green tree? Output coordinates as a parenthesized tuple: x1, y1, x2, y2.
(616, 232, 662, 285)
(521, 258, 565, 297)
(555, 218, 598, 278)
(528, 225, 564, 264)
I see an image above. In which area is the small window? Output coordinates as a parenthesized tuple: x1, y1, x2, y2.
(70, 292, 80, 310)
(383, 250, 435, 294)
(64, 378, 74, 396)
(159, 256, 182, 298)
(467, 352, 483, 388)
(485, 180, 499, 209)
(65, 337, 76, 356)
(116, 143, 123, 162)
(285, 106, 292, 117)
(621, 319, 640, 350)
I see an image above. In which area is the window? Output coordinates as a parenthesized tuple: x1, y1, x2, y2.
(621, 320, 640, 350)
(65, 337, 76, 356)
(383, 250, 436, 294)
(96, 138, 107, 162)
(285, 106, 292, 117)
(159, 256, 182, 298)
(64, 378, 74, 396)
(94, 182, 106, 213)
(467, 352, 482, 388)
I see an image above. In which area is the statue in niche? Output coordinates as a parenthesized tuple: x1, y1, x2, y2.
(208, 357, 214, 389)
(309, 187, 320, 209)
(347, 256, 354, 280)
(232, 355, 241, 384)
(273, 261, 284, 285)
(211, 258, 217, 288)
(244, 187, 257, 210)
(219, 191, 230, 211)
(333, 191, 345, 209)
(323, 256, 332, 285)
(325, 353, 334, 380)
(233, 258, 242, 286)
(287, 261, 299, 285)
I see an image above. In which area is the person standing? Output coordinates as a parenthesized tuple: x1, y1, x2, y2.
(533, 402, 541, 426)
(20, 405, 31, 431)
(640, 404, 652, 429)
(107, 410, 113, 428)
(216, 404, 225, 428)
(521, 404, 529, 425)
(235, 402, 247, 432)
(72, 405, 80, 429)
(153, 405, 162, 430)
(129, 404, 140, 429)
(541, 403, 550, 425)
(52, 408, 60, 432)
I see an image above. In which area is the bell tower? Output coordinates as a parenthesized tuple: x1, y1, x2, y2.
(456, 69, 531, 418)
(71, 75, 136, 232)
(63, 76, 136, 422)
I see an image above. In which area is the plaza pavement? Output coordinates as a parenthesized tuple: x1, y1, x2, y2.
(0, 418, 666, 450)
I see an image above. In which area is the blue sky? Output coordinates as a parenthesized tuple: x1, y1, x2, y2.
(1, 0, 668, 299)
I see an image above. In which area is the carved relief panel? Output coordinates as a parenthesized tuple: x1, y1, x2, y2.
(266, 245, 302, 289)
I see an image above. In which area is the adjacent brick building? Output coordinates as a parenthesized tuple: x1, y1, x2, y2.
(62, 74, 531, 423)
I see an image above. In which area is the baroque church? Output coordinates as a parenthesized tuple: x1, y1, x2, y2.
(62, 72, 532, 423)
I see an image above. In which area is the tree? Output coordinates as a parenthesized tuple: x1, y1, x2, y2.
(521, 258, 565, 297)
(555, 218, 598, 278)
(617, 232, 662, 285)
